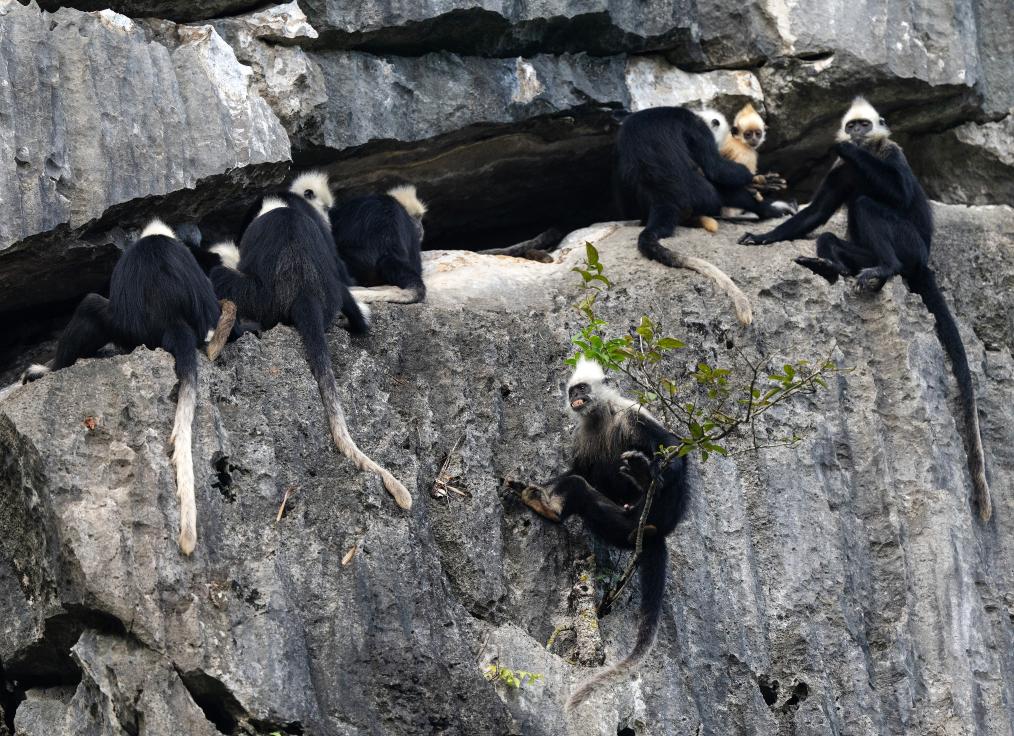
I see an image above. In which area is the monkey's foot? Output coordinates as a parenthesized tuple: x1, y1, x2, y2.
(855, 268, 886, 293)
(520, 249, 555, 263)
(521, 486, 562, 522)
(206, 300, 238, 361)
(794, 256, 844, 284)
(626, 525, 658, 544)
(699, 216, 719, 233)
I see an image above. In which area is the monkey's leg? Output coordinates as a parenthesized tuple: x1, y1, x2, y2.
(721, 187, 788, 221)
(851, 196, 907, 292)
(162, 322, 201, 555)
(520, 483, 566, 522)
(795, 234, 860, 284)
(23, 294, 114, 382)
(210, 266, 266, 322)
(552, 475, 644, 547)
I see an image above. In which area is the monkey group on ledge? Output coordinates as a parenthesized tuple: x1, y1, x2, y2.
(11, 96, 994, 709)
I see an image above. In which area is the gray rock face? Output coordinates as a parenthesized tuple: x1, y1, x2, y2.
(33, 0, 267, 23)
(2, 204, 1012, 735)
(0, 1, 289, 313)
(908, 116, 1014, 205)
(300, 0, 699, 56)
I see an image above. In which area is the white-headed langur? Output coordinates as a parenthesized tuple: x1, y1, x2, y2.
(514, 358, 690, 709)
(22, 220, 237, 554)
(210, 172, 412, 510)
(738, 97, 992, 521)
(331, 184, 427, 304)
(698, 105, 796, 218)
(615, 106, 790, 325)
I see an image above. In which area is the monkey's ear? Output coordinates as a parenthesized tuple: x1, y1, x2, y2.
(878, 117, 887, 128)
(731, 126, 740, 136)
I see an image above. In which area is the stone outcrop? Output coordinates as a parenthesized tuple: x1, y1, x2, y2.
(0, 1, 289, 315)
(2, 205, 1012, 735)
(1, 1, 1013, 731)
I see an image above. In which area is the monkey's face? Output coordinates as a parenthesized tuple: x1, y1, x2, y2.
(843, 118, 874, 142)
(738, 125, 766, 149)
(567, 381, 594, 413)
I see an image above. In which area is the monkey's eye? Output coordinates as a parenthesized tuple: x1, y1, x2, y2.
(710, 119, 720, 128)
(304, 189, 315, 199)
(572, 383, 587, 392)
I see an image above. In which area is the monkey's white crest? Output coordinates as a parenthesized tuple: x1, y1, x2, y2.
(291, 170, 334, 210)
(838, 96, 889, 141)
(209, 240, 240, 270)
(140, 219, 176, 240)
(567, 357, 605, 389)
(257, 197, 288, 218)
(388, 184, 427, 219)
(733, 103, 766, 148)
(695, 108, 730, 146)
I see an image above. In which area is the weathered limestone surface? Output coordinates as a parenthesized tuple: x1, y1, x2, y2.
(2, 204, 1012, 735)
(908, 116, 1014, 206)
(0, 1, 289, 312)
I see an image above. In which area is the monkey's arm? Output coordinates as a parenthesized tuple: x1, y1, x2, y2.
(738, 165, 849, 245)
(691, 137, 754, 189)
(833, 142, 915, 208)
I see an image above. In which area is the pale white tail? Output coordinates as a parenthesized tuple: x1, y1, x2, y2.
(348, 285, 426, 304)
(317, 373, 413, 509)
(170, 374, 198, 554)
(682, 255, 753, 325)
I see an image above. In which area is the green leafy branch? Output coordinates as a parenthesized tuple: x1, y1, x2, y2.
(569, 242, 841, 463)
(483, 663, 544, 690)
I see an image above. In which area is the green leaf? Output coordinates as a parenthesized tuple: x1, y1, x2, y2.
(656, 337, 685, 350)
(635, 315, 655, 342)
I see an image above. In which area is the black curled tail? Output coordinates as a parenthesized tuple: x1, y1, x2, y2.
(638, 206, 752, 325)
(567, 543, 668, 710)
(911, 269, 991, 521)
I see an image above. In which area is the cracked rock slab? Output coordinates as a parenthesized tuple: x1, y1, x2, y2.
(1, 204, 1012, 735)
(0, 1, 289, 312)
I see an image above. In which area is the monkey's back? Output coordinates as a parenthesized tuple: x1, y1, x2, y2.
(238, 198, 345, 325)
(109, 234, 219, 347)
(614, 106, 723, 218)
(329, 194, 422, 286)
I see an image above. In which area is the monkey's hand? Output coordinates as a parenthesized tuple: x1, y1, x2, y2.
(738, 231, 777, 246)
(520, 485, 562, 522)
(752, 173, 787, 192)
(619, 450, 653, 491)
(855, 267, 887, 293)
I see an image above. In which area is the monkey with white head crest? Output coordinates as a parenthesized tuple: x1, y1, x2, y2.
(22, 219, 237, 554)
(512, 358, 690, 709)
(212, 171, 412, 511)
(738, 98, 992, 521)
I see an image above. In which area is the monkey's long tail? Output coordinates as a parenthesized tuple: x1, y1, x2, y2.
(566, 542, 668, 710)
(348, 282, 426, 304)
(292, 296, 412, 510)
(911, 269, 991, 521)
(167, 327, 200, 555)
(638, 212, 753, 325)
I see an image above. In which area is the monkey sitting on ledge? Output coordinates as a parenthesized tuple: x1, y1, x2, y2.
(511, 358, 690, 709)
